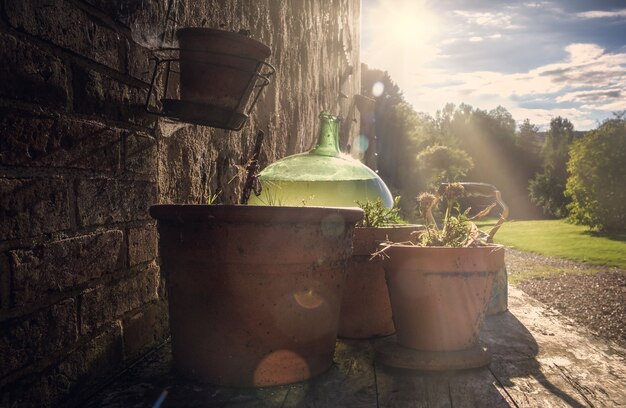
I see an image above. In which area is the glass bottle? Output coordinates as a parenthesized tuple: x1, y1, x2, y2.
(248, 112, 393, 208)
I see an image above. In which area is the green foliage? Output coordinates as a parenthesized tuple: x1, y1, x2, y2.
(529, 116, 575, 217)
(207, 191, 221, 205)
(419, 209, 472, 247)
(542, 116, 575, 166)
(416, 144, 474, 190)
(516, 119, 543, 189)
(565, 118, 626, 231)
(456, 105, 540, 218)
(361, 64, 434, 214)
(516, 119, 541, 155)
(356, 196, 404, 227)
(360, 65, 578, 220)
(528, 169, 569, 218)
(477, 218, 626, 268)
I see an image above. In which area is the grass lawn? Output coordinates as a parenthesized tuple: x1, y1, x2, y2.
(476, 219, 626, 269)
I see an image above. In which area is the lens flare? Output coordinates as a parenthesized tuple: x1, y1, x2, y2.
(372, 81, 385, 97)
(253, 350, 310, 386)
(354, 135, 370, 155)
(294, 288, 324, 309)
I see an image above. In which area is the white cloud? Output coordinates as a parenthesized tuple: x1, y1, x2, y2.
(453, 10, 514, 27)
(523, 2, 546, 8)
(509, 107, 597, 130)
(427, 43, 626, 98)
(441, 38, 458, 45)
(563, 43, 604, 63)
(399, 43, 626, 129)
(577, 9, 626, 19)
(362, 1, 626, 130)
(581, 100, 626, 112)
(556, 89, 622, 104)
(465, 34, 501, 43)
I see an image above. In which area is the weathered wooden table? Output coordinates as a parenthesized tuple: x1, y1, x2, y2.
(87, 287, 626, 407)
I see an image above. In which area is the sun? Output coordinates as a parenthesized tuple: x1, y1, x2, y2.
(362, 0, 440, 89)
(366, 0, 439, 51)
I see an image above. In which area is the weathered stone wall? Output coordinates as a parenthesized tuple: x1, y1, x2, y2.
(158, 0, 361, 204)
(0, 0, 360, 406)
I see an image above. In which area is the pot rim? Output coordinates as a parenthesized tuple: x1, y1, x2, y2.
(150, 204, 363, 224)
(379, 243, 505, 251)
(176, 27, 271, 58)
(356, 224, 425, 231)
(382, 242, 504, 247)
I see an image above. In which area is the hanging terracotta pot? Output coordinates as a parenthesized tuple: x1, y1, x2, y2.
(338, 225, 422, 339)
(150, 205, 362, 387)
(177, 28, 271, 112)
(381, 244, 504, 351)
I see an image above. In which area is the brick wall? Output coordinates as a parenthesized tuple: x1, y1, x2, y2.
(0, 0, 360, 406)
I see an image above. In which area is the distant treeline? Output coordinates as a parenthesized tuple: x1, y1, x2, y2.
(362, 64, 626, 231)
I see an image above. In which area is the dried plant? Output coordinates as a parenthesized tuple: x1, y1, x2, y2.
(371, 183, 506, 258)
(417, 183, 482, 247)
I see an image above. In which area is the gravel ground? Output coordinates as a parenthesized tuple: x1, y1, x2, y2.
(506, 249, 626, 349)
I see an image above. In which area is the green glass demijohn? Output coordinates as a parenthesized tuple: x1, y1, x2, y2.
(248, 112, 394, 208)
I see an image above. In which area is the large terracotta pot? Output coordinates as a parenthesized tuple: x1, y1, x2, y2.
(177, 28, 271, 111)
(150, 205, 362, 387)
(338, 225, 422, 338)
(381, 245, 504, 351)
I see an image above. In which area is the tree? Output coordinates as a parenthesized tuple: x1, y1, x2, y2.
(516, 119, 541, 155)
(514, 119, 544, 215)
(529, 117, 575, 218)
(565, 118, 626, 231)
(416, 144, 473, 190)
(361, 65, 545, 219)
(361, 65, 431, 213)
(447, 105, 543, 218)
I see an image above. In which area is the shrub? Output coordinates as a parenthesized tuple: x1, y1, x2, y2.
(528, 168, 569, 218)
(565, 118, 626, 231)
(529, 117, 575, 218)
(356, 197, 404, 227)
(416, 144, 473, 190)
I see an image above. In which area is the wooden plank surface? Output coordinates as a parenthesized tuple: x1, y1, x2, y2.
(448, 367, 513, 407)
(375, 335, 453, 408)
(483, 287, 626, 407)
(375, 355, 511, 407)
(86, 286, 626, 408)
(375, 364, 450, 408)
(84, 344, 291, 408)
(282, 338, 378, 407)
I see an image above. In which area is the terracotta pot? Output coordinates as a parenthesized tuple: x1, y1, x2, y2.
(338, 225, 423, 338)
(150, 205, 362, 387)
(382, 245, 504, 351)
(486, 264, 508, 315)
(177, 28, 271, 111)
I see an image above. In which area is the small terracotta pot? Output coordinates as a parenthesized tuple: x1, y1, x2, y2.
(177, 28, 271, 111)
(338, 225, 422, 338)
(150, 205, 362, 387)
(382, 245, 504, 351)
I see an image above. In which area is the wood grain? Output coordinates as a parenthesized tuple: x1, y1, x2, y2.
(282, 338, 378, 408)
(86, 287, 626, 408)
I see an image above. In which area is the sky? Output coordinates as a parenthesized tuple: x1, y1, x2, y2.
(361, 0, 626, 130)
